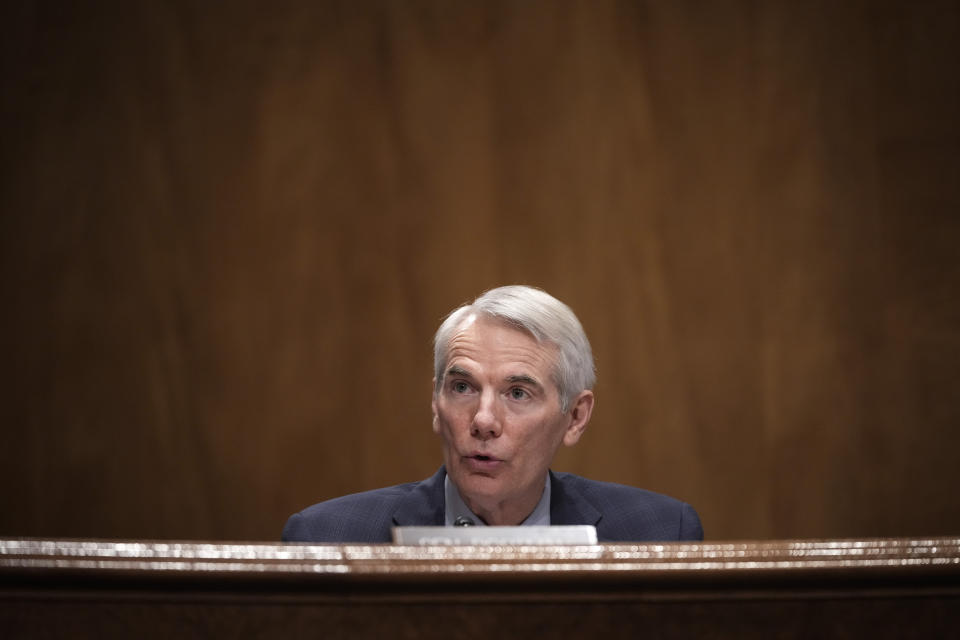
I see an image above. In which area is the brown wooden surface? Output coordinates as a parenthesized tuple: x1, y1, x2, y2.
(1, 1, 959, 543)
(2, 537, 959, 638)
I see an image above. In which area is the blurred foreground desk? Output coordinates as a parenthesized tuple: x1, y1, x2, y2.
(2, 537, 959, 638)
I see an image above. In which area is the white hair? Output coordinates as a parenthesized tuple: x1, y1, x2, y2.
(433, 285, 595, 412)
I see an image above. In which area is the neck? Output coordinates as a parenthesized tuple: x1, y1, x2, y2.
(457, 477, 549, 526)
(469, 500, 534, 526)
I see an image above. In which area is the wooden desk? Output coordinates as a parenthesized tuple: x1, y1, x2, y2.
(2, 537, 958, 638)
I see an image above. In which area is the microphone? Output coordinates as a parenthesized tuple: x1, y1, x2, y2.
(454, 516, 475, 527)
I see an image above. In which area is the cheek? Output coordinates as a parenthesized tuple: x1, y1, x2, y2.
(525, 418, 568, 452)
(438, 399, 471, 423)
(434, 407, 463, 437)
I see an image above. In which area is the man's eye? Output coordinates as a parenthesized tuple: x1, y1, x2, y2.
(509, 387, 528, 400)
(452, 381, 470, 393)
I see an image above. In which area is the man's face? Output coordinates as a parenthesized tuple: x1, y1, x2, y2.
(431, 314, 592, 524)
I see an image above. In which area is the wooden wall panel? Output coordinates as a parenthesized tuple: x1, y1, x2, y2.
(1, 0, 958, 540)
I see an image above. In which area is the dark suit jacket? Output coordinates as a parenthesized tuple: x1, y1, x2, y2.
(283, 467, 703, 543)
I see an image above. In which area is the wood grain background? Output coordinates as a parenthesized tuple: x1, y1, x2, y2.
(2, 0, 958, 541)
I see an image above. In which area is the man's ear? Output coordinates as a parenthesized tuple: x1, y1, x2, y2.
(431, 378, 440, 434)
(562, 390, 594, 447)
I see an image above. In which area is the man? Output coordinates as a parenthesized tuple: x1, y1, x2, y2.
(283, 285, 702, 542)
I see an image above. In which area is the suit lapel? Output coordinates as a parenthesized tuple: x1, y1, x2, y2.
(549, 470, 602, 527)
(392, 466, 447, 527)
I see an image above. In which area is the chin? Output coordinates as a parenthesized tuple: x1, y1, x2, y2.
(454, 470, 503, 497)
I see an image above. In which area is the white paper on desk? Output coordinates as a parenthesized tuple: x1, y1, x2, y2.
(392, 525, 597, 545)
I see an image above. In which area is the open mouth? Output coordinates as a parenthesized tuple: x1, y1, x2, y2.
(465, 453, 502, 470)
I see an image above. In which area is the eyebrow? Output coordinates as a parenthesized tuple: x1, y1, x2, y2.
(506, 374, 544, 391)
(446, 365, 473, 379)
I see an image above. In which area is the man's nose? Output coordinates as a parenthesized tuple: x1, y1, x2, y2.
(470, 390, 502, 440)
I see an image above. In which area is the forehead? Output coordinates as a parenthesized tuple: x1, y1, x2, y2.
(446, 314, 558, 375)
